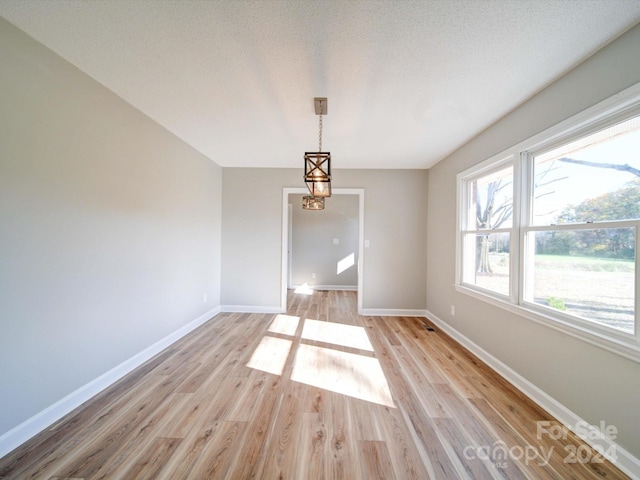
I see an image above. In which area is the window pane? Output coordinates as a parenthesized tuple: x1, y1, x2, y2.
(533, 116, 640, 226)
(468, 166, 513, 230)
(463, 232, 510, 296)
(527, 229, 635, 334)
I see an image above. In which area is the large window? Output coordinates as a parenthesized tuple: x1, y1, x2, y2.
(457, 88, 640, 360)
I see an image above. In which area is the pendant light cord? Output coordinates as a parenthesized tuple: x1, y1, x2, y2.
(318, 112, 323, 152)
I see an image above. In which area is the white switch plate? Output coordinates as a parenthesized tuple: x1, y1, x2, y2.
(333, 238, 339, 244)
(364, 240, 370, 248)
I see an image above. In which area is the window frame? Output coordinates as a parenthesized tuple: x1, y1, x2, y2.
(455, 82, 640, 362)
(457, 156, 516, 300)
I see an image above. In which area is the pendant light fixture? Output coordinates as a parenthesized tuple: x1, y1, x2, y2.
(302, 195, 325, 210)
(304, 97, 331, 200)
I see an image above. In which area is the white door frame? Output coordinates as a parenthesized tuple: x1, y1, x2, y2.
(281, 187, 365, 314)
(287, 203, 293, 289)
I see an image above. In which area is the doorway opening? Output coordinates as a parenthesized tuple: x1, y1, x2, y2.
(281, 188, 364, 314)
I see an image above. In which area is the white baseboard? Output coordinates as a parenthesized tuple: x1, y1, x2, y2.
(220, 305, 283, 314)
(425, 309, 640, 480)
(361, 308, 428, 317)
(0, 305, 221, 460)
(289, 284, 357, 291)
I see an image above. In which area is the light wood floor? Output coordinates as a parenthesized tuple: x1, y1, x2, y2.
(0, 290, 628, 479)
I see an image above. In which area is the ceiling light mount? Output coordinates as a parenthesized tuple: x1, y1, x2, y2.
(314, 97, 328, 115)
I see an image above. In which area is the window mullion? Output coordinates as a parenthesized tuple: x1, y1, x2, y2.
(507, 151, 521, 304)
(518, 151, 534, 307)
(633, 224, 640, 344)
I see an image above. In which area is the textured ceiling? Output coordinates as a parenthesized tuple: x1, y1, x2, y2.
(1, 1, 640, 169)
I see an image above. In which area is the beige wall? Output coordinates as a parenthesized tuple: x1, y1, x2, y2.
(426, 24, 640, 457)
(0, 19, 222, 436)
(221, 168, 428, 311)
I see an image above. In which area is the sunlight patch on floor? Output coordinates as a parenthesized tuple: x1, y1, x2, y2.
(301, 319, 373, 351)
(268, 314, 300, 336)
(294, 283, 314, 295)
(246, 336, 292, 376)
(291, 343, 395, 407)
(246, 307, 395, 407)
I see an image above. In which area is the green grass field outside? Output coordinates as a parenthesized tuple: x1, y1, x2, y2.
(475, 253, 635, 334)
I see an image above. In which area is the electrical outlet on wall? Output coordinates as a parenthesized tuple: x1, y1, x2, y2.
(333, 238, 339, 244)
(311, 272, 316, 279)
